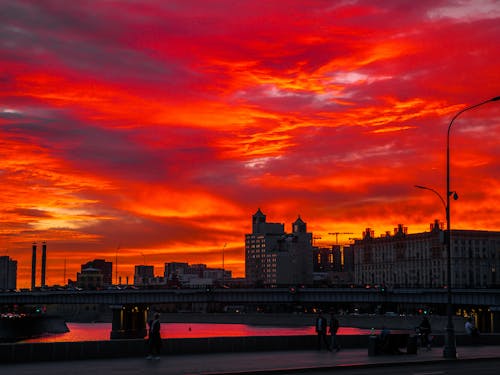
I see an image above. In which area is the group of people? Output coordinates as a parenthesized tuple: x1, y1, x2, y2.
(146, 311, 480, 360)
(315, 312, 341, 352)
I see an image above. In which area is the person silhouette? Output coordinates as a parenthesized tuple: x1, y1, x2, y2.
(146, 313, 162, 360)
(315, 312, 331, 351)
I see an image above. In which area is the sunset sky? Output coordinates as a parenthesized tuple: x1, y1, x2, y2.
(1, 0, 499, 288)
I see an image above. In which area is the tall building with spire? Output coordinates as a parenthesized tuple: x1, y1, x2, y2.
(245, 209, 313, 287)
(276, 216, 313, 286)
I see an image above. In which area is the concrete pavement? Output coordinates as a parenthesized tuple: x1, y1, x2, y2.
(1, 345, 500, 375)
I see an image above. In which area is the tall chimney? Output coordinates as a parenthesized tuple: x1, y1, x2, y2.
(31, 242, 37, 290)
(41, 241, 47, 287)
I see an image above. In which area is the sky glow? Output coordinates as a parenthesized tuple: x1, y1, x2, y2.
(0, 0, 499, 288)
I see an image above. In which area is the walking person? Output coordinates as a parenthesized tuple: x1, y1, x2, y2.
(146, 313, 162, 360)
(315, 312, 331, 351)
(418, 316, 432, 351)
(329, 313, 341, 351)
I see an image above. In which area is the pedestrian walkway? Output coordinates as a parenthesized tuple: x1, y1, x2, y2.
(1, 346, 499, 375)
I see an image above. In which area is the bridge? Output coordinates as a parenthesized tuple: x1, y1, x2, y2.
(1, 287, 500, 305)
(2, 288, 500, 339)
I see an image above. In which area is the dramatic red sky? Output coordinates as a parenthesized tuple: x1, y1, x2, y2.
(1, 0, 499, 288)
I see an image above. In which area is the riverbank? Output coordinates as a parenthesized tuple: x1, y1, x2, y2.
(0, 315, 69, 342)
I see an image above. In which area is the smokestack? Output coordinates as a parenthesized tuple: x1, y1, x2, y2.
(31, 242, 37, 290)
(41, 242, 47, 287)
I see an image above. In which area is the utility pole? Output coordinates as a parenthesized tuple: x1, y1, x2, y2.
(63, 258, 66, 286)
(115, 243, 120, 285)
(313, 236, 322, 246)
(222, 243, 227, 285)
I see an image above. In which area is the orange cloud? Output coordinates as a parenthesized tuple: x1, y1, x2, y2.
(1, 1, 498, 288)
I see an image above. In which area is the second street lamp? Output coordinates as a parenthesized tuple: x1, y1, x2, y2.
(444, 96, 499, 359)
(417, 95, 499, 360)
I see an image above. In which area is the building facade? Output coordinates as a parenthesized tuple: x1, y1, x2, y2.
(76, 267, 104, 290)
(134, 265, 155, 286)
(0, 256, 17, 290)
(245, 209, 313, 287)
(81, 259, 113, 286)
(164, 261, 232, 288)
(351, 220, 500, 288)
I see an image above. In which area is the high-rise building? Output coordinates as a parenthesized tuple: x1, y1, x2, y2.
(277, 216, 313, 286)
(0, 256, 17, 290)
(245, 209, 285, 286)
(245, 209, 313, 287)
(81, 259, 113, 285)
(352, 220, 500, 288)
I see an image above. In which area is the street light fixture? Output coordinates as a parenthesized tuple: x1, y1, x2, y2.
(445, 96, 499, 358)
(441, 95, 499, 359)
(416, 95, 499, 359)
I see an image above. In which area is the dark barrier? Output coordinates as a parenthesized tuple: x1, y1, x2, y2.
(1, 334, 499, 363)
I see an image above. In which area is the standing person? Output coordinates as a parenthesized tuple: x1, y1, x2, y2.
(465, 318, 479, 337)
(329, 313, 341, 351)
(418, 316, 432, 350)
(147, 313, 162, 360)
(315, 312, 330, 351)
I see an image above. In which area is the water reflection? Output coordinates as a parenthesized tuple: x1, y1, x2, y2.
(23, 323, 372, 343)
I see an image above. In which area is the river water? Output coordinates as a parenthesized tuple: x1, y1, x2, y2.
(22, 323, 372, 343)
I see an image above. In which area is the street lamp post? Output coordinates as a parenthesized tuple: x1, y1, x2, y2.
(444, 96, 499, 359)
(416, 95, 499, 359)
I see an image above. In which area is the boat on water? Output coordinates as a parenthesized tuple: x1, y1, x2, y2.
(0, 312, 69, 342)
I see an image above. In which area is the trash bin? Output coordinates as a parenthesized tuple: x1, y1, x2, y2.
(368, 335, 378, 356)
(407, 334, 417, 354)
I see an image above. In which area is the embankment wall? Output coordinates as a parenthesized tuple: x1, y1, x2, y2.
(0, 333, 498, 363)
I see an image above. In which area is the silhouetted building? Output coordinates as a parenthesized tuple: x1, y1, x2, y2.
(313, 245, 354, 286)
(164, 262, 189, 280)
(245, 209, 285, 286)
(332, 245, 342, 272)
(313, 247, 333, 272)
(352, 220, 500, 288)
(81, 259, 112, 286)
(245, 209, 313, 287)
(76, 267, 103, 290)
(134, 265, 154, 285)
(0, 256, 17, 290)
(343, 245, 354, 273)
(164, 261, 231, 288)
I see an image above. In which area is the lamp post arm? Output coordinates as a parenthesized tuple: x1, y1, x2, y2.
(414, 185, 446, 212)
(447, 96, 500, 204)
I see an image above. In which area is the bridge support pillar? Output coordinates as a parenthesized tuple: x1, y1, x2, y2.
(110, 304, 148, 339)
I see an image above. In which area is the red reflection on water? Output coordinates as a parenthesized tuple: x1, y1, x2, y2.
(22, 323, 371, 343)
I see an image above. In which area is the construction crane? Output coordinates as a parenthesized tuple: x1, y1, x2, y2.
(313, 235, 322, 246)
(328, 232, 354, 245)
